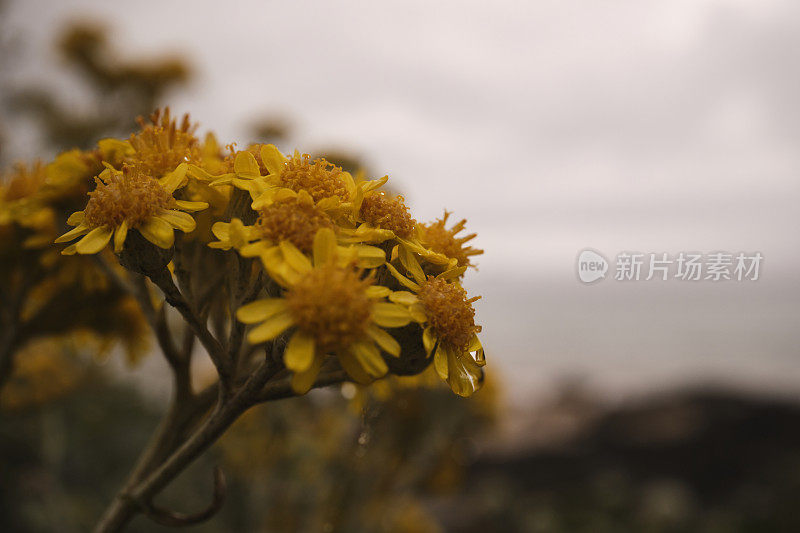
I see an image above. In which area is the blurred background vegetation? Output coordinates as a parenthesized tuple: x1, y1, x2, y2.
(2, 4, 800, 532)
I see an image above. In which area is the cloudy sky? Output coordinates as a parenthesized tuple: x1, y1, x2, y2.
(5, 0, 800, 402)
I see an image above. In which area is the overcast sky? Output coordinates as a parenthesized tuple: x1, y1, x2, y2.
(5, 0, 800, 401)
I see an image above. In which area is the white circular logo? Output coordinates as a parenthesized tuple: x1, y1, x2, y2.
(577, 249, 608, 283)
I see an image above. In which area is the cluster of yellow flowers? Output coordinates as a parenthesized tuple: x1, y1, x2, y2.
(52, 109, 486, 396)
(0, 148, 150, 388)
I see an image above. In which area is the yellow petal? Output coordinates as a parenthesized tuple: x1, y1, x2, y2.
(388, 291, 418, 306)
(371, 303, 412, 328)
(159, 163, 188, 193)
(247, 311, 294, 344)
(236, 298, 288, 324)
(227, 219, 254, 247)
(279, 241, 312, 273)
(316, 196, 340, 211)
(114, 220, 128, 253)
(422, 327, 436, 355)
(296, 189, 314, 206)
(469, 334, 485, 367)
(185, 164, 218, 182)
(398, 244, 425, 284)
(474, 346, 486, 367)
(366, 286, 392, 299)
(333, 245, 359, 266)
(138, 216, 175, 249)
(468, 334, 482, 353)
(260, 144, 287, 176)
(447, 350, 483, 397)
(265, 262, 301, 288)
(354, 245, 386, 268)
(433, 344, 449, 380)
(338, 351, 371, 384)
(210, 176, 234, 186)
(385, 263, 420, 292)
(438, 265, 467, 280)
(239, 241, 272, 257)
(312, 228, 336, 267)
(211, 221, 230, 241)
(234, 151, 261, 178)
(231, 177, 262, 194)
(61, 243, 78, 255)
(158, 210, 196, 233)
(409, 303, 428, 323)
(250, 189, 276, 210)
(175, 200, 209, 212)
(284, 330, 316, 372)
(66, 211, 85, 226)
(352, 225, 394, 244)
(97, 138, 134, 160)
(74, 226, 113, 254)
(290, 353, 323, 394)
(353, 187, 365, 214)
(361, 175, 388, 193)
(273, 188, 298, 203)
(55, 223, 90, 243)
(350, 340, 388, 378)
(341, 171, 356, 198)
(366, 325, 401, 357)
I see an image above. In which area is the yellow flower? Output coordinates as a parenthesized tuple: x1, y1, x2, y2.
(357, 191, 416, 239)
(44, 149, 103, 198)
(55, 164, 208, 254)
(127, 108, 200, 178)
(189, 149, 269, 199)
(236, 228, 413, 393)
(340, 183, 418, 245)
(416, 211, 483, 270)
(210, 190, 385, 285)
(0, 339, 84, 411)
(249, 145, 356, 209)
(0, 162, 58, 249)
(385, 245, 485, 397)
(197, 132, 229, 175)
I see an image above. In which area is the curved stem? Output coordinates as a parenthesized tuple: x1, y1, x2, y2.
(93, 358, 280, 533)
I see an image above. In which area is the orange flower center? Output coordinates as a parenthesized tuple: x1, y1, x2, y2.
(359, 192, 416, 238)
(417, 277, 480, 351)
(84, 168, 174, 228)
(128, 108, 199, 177)
(285, 263, 373, 352)
(255, 197, 334, 252)
(277, 153, 348, 203)
(418, 212, 482, 268)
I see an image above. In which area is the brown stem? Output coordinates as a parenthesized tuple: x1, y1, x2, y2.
(0, 327, 19, 395)
(0, 267, 39, 398)
(146, 268, 231, 390)
(142, 466, 227, 527)
(93, 358, 280, 533)
(255, 369, 348, 403)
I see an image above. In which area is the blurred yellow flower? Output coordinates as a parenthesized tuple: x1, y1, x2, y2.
(128, 108, 200, 178)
